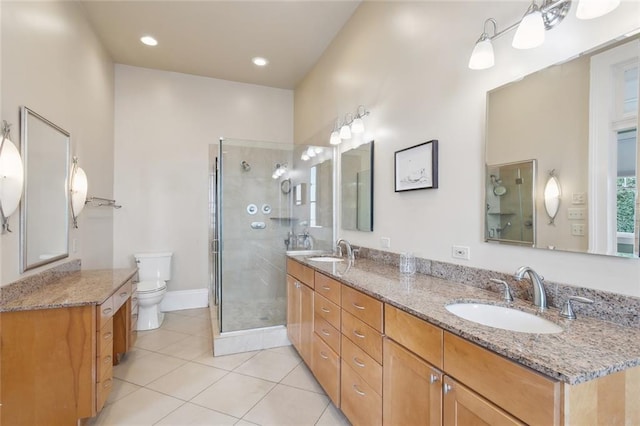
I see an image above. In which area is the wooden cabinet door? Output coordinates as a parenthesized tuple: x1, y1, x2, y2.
(286, 275, 301, 351)
(443, 376, 524, 426)
(300, 283, 314, 365)
(383, 338, 442, 426)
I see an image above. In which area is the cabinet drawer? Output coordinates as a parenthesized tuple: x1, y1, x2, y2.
(96, 377, 113, 413)
(341, 286, 383, 332)
(97, 342, 114, 383)
(341, 361, 382, 426)
(314, 272, 341, 305)
(342, 310, 383, 364)
(444, 332, 560, 426)
(314, 313, 341, 354)
(97, 297, 114, 329)
(96, 318, 114, 356)
(314, 293, 341, 330)
(312, 333, 340, 406)
(342, 334, 382, 396)
(287, 258, 315, 288)
(114, 280, 133, 312)
(385, 304, 443, 369)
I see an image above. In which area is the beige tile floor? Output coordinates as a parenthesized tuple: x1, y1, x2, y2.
(89, 308, 350, 426)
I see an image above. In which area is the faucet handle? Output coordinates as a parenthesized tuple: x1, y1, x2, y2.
(560, 296, 594, 320)
(490, 278, 514, 302)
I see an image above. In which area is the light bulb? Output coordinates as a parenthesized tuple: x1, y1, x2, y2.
(330, 131, 341, 145)
(71, 166, 88, 218)
(301, 153, 310, 161)
(576, 0, 620, 19)
(0, 137, 24, 217)
(351, 117, 365, 134)
(512, 6, 545, 49)
(468, 37, 495, 70)
(140, 36, 158, 46)
(307, 147, 316, 158)
(339, 124, 352, 140)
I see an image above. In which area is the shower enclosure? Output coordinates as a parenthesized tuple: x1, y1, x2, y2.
(209, 138, 293, 334)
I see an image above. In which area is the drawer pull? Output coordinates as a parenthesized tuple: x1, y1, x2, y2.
(102, 307, 113, 315)
(443, 383, 453, 394)
(295, 281, 301, 288)
(430, 374, 439, 384)
(322, 286, 331, 291)
(353, 384, 366, 396)
(104, 332, 113, 340)
(321, 329, 331, 337)
(321, 307, 331, 313)
(104, 355, 112, 364)
(352, 302, 366, 310)
(120, 291, 129, 298)
(353, 330, 366, 339)
(319, 351, 329, 360)
(353, 357, 366, 368)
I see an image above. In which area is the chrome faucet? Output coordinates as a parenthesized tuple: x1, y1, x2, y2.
(336, 239, 354, 261)
(514, 266, 548, 310)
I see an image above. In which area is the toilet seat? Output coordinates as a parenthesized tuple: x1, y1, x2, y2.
(137, 280, 167, 293)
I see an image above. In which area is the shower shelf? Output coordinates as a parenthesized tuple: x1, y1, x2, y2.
(487, 212, 515, 215)
(269, 217, 299, 221)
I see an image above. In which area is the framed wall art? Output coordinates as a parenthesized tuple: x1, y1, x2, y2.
(394, 140, 438, 192)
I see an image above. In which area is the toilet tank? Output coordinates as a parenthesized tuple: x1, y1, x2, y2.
(134, 252, 173, 281)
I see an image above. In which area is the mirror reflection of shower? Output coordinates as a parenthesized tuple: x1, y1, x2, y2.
(485, 160, 536, 245)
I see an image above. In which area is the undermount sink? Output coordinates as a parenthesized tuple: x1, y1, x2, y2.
(446, 303, 563, 334)
(307, 256, 345, 263)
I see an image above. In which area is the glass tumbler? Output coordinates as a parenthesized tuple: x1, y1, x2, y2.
(400, 252, 416, 275)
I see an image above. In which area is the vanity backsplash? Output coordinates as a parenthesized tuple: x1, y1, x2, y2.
(0, 259, 81, 305)
(354, 246, 640, 328)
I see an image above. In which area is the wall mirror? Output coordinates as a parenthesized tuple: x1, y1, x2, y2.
(20, 107, 70, 272)
(485, 32, 639, 258)
(341, 141, 374, 232)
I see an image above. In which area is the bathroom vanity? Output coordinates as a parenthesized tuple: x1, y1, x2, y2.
(0, 267, 138, 425)
(287, 256, 640, 425)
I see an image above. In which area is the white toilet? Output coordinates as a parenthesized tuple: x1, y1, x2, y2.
(134, 252, 172, 331)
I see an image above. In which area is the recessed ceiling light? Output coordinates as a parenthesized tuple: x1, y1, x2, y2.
(252, 57, 268, 67)
(140, 36, 158, 46)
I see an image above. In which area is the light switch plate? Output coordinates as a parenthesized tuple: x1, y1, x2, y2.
(568, 208, 586, 220)
(380, 237, 391, 249)
(571, 224, 586, 236)
(452, 245, 470, 260)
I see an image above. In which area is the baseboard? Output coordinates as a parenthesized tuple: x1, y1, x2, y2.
(160, 288, 209, 312)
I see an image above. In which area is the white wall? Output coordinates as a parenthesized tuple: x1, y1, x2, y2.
(113, 65, 293, 292)
(295, 1, 640, 296)
(1, 1, 115, 285)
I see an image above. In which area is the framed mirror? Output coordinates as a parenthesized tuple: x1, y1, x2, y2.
(485, 33, 639, 257)
(20, 107, 70, 272)
(341, 141, 374, 231)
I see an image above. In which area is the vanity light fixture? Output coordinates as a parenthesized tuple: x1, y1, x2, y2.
(70, 156, 88, 229)
(140, 35, 158, 46)
(0, 120, 24, 233)
(469, 0, 617, 70)
(330, 106, 371, 145)
(544, 170, 561, 224)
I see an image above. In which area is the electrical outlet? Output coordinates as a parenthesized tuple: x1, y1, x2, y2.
(567, 208, 586, 220)
(381, 237, 391, 249)
(452, 245, 470, 260)
(571, 224, 586, 236)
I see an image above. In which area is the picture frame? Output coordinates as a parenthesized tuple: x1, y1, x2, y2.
(394, 140, 438, 192)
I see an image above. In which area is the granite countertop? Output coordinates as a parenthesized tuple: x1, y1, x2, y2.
(291, 255, 640, 386)
(0, 268, 138, 312)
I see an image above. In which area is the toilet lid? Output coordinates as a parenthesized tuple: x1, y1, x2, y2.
(138, 280, 167, 293)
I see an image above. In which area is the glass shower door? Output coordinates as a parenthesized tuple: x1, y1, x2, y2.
(216, 138, 292, 333)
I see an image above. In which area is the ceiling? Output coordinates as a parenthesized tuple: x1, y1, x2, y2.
(80, 1, 361, 90)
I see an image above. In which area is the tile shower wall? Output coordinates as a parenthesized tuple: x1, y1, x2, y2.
(220, 143, 292, 331)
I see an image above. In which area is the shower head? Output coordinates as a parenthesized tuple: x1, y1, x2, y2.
(241, 161, 251, 172)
